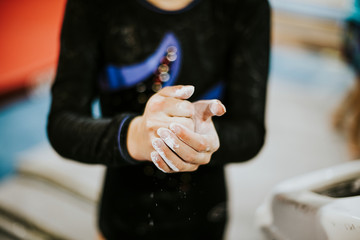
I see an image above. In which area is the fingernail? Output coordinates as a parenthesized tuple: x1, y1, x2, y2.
(175, 86, 195, 98)
(210, 100, 226, 115)
(210, 100, 219, 115)
(169, 123, 181, 134)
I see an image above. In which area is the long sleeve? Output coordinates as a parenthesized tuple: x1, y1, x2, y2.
(211, 0, 271, 165)
(47, 0, 137, 166)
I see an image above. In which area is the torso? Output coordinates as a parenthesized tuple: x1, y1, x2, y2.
(97, 1, 237, 238)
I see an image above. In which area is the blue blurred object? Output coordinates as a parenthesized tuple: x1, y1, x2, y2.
(349, 0, 360, 22)
(343, 0, 360, 74)
(0, 93, 50, 179)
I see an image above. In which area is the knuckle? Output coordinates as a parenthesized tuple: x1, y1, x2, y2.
(185, 153, 196, 163)
(198, 142, 207, 152)
(197, 138, 209, 152)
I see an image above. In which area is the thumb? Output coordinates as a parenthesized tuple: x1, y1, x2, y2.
(194, 100, 226, 121)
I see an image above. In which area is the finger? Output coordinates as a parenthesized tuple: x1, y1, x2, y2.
(146, 96, 194, 118)
(157, 128, 209, 165)
(152, 138, 199, 172)
(210, 100, 226, 116)
(157, 85, 195, 99)
(168, 117, 194, 131)
(151, 151, 171, 173)
(169, 123, 219, 152)
(163, 98, 195, 118)
(194, 100, 226, 121)
(152, 138, 179, 171)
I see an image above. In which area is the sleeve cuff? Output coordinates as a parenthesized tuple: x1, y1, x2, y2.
(117, 113, 140, 165)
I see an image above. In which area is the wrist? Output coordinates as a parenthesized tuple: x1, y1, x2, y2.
(127, 116, 145, 161)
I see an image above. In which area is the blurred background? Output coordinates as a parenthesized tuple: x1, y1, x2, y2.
(0, 0, 358, 239)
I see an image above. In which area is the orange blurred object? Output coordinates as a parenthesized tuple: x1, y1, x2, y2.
(0, 0, 67, 95)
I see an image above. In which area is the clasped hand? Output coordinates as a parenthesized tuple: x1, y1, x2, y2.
(127, 85, 226, 173)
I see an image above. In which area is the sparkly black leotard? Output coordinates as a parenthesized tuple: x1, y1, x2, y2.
(47, 0, 270, 239)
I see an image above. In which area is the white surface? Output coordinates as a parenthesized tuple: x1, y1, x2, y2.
(320, 197, 360, 240)
(256, 161, 360, 240)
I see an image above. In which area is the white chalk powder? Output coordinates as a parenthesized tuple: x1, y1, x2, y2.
(157, 128, 179, 151)
(175, 86, 194, 99)
(152, 139, 179, 172)
(151, 152, 166, 173)
(163, 135, 179, 150)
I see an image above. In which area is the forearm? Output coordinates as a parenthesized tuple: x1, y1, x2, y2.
(47, 110, 138, 166)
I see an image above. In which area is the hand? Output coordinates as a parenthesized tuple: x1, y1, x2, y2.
(127, 85, 195, 161)
(151, 99, 226, 173)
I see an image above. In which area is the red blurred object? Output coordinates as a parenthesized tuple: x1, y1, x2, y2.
(0, 0, 67, 95)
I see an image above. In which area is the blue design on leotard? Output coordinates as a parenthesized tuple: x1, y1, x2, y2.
(197, 81, 225, 100)
(101, 32, 225, 100)
(102, 32, 181, 90)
